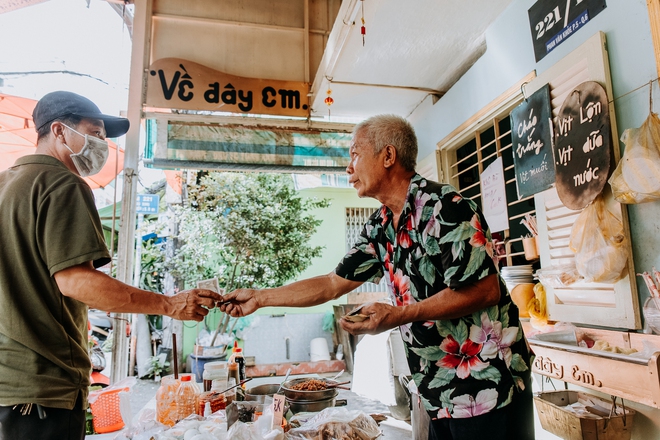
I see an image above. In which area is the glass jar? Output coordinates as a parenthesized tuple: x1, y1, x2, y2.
(224, 377, 237, 405)
(195, 390, 227, 416)
(202, 361, 228, 392)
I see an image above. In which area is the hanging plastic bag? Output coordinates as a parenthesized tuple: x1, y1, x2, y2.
(609, 112, 660, 203)
(569, 195, 627, 283)
(527, 283, 550, 331)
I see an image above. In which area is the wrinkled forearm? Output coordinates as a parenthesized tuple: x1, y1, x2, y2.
(258, 272, 362, 308)
(399, 273, 501, 323)
(54, 262, 172, 315)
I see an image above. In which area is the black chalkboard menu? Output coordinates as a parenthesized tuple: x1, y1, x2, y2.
(510, 84, 556, 199)
(528, 0, 607, 62)
(554, 81, 611, 210)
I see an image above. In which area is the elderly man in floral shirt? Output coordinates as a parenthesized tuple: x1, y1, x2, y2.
(221, 114, 534, 440)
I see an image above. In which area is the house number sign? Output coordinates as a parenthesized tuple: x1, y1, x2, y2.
(528, 0, 607, 62)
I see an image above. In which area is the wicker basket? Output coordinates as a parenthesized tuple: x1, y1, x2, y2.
(89, 387, 128, 434)
(534, 390, 635, 440)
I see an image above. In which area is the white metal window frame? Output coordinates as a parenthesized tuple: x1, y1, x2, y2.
(345, 207, 388, 293)
(436, 71, 537, 267)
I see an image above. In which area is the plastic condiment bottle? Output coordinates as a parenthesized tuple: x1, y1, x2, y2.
(156, 375, 180, 427)
(176, 374, 200, 421)
(228, 343, 240, 388)
(228, 341, 246, 384)
(234, 347, 246, 383)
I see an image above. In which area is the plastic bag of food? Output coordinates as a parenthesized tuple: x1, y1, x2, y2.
(534, 263, 582, 288)
(569, 195, 627, 283)
(286, 407, 380, 440)
(226, 421, 283, 440)
(609, 112, 660, 203)
(527, 283, 549, 330)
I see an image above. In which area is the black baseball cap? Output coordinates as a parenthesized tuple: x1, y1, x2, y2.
(33, 91, 130, 138)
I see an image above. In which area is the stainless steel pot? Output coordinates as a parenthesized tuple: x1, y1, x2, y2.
(287, 396, 336, 414)
(245, 384, 281, 403)
(281, 378, 339, 401)
(244, 383, 291, 415)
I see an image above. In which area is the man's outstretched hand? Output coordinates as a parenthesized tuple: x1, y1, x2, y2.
(218, 288, 261, 317)
(168, 289, 223, 322)
(340, 301, 402, 335)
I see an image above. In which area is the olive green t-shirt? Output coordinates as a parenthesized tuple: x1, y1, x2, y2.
(0, 155, 110, 410)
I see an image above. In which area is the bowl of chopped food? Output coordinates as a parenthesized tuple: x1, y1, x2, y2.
(281, 378, 339, 402)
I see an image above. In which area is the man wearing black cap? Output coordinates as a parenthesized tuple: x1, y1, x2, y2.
(0, 91, 223, 440)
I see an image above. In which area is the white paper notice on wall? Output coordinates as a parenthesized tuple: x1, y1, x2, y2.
(480, 156, 509, 233)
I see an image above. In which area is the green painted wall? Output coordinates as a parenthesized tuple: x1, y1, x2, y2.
(258, 186, 381, 315)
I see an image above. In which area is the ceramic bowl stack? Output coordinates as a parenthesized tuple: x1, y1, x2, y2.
(500, 265, 534, 293)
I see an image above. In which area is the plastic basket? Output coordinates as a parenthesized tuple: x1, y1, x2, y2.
(89, 387, 128, 434)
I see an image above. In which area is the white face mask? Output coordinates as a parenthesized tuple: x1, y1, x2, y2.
(61, 124, 109, 177)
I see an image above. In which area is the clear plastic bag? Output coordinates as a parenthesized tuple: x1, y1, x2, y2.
(609, 112, 660, 204)
(534, 263, 582, 288)
(569, 195, 627, 283)
(285, 407, 380, 440)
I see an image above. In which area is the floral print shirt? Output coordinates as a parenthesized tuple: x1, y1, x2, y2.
(335, 174, 532, 419)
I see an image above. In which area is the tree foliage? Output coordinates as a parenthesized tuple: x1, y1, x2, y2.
(139, 238, 166, 293)
(157, 172, 330, 290)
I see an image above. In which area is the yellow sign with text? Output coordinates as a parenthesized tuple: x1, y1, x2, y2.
(146, 58, 310, 118)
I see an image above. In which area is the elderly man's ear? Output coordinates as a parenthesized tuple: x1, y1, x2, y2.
(383, 144, 397, 168)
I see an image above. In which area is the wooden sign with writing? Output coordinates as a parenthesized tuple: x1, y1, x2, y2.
(528, 0, 607, 62)
(554, 81, 611, 210)
(146, 58, 310, 118)
(510, 84, 555, 199)
(529, 341, 660, 409)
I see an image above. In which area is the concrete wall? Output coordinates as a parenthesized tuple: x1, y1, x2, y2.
(407, 0, 660, 437)
(241, 313, 333, 364)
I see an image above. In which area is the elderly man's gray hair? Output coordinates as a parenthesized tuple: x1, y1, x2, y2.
(353, 114, 418, 172)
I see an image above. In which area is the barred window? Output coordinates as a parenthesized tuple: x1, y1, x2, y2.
(345, 207, 388, 293)
(450, 116, 536, 267)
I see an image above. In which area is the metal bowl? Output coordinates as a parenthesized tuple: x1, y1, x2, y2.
(245, 384, 290, 414)
(287, 396, 336, 414)
(245, 384, 281, 403)
(281, 378, 339, 401)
